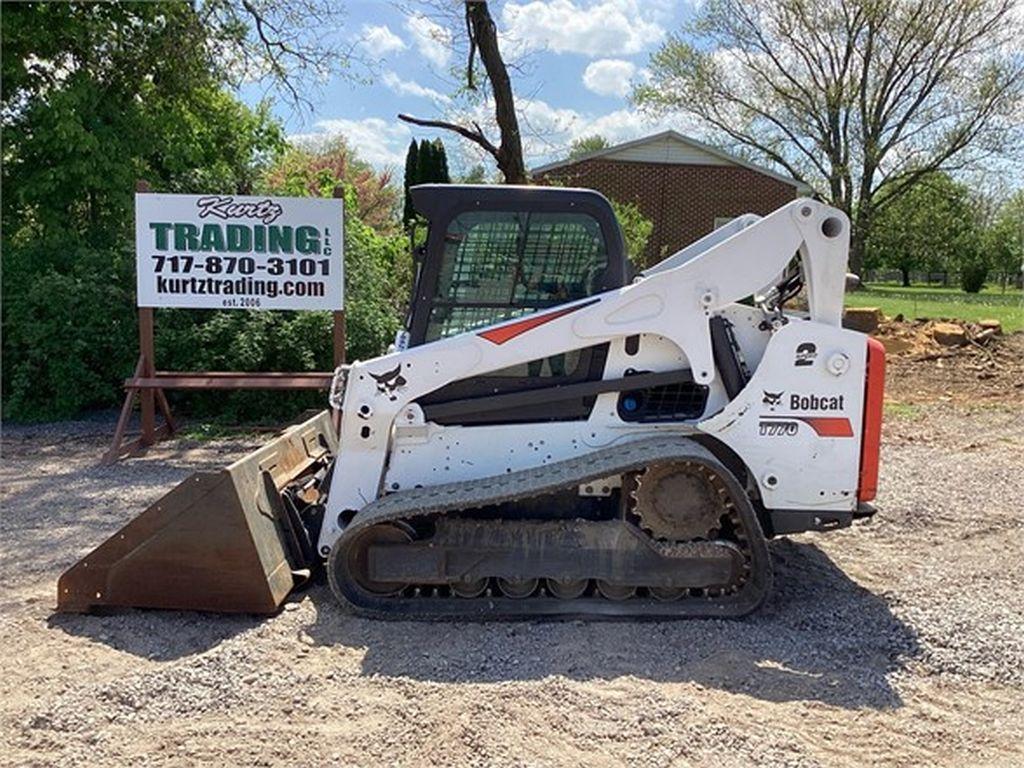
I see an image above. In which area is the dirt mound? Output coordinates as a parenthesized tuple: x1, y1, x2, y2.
(872, 317, 1023, 403)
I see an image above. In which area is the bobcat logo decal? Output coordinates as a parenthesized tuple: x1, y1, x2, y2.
(369, 364, 407, 401)
(762, 390, 784, 410)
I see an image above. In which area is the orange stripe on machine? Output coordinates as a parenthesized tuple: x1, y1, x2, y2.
(477, 298, 599, 345)
(794, 416, 854, 438)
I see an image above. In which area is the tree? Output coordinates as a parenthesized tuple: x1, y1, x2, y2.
(983, 191, 1024, 290)
(399, 1, 527, 183)
(1, 2, 286, 418)
(634, 0, 1024, 275)
(265, 136, 398, 230)
(865, 173, 982, 289)
(400, 138, 451, 240)
(197, 0, 358, 110)
(569, 135, 611, 160)
(402, 140, 420, 231)
(432, 138, 451, 183)
(2, 1, 362, 115)
(459, 164, 488, 183)
(415, 139, 431, 187)
(415, 139, 451, 186)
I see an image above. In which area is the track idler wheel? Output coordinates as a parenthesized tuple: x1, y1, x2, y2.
(331, 522, 414, 599)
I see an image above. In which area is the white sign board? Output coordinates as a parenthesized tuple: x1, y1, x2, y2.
(135, 193, 343, 310)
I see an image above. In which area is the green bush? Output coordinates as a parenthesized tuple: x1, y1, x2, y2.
(610, 200, 655, 269)
(959, 260, 988, 293)
(3, 243, 138, 418)
(1, 3, 291, 420)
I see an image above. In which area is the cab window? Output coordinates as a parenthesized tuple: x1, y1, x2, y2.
(425, 210, 608, 342)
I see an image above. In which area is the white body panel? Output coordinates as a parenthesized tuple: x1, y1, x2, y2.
(318, 199, 859, 555)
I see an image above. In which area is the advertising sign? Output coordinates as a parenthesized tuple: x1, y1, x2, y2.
(135, 193, 343, 310)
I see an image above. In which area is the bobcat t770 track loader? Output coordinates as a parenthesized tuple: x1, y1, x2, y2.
(58, 185, 885, 619)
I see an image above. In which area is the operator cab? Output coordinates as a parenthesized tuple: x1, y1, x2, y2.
(406, 184, 629, 345)
(404, 185, 630, 424)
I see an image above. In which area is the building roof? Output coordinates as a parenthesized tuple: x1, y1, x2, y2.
(531, 130, 809, 192)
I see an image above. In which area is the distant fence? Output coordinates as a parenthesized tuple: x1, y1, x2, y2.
(865, 270, 1022, 289)
(858, 287, 1022, 308)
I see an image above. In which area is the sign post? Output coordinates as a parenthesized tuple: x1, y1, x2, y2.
(105, 183, 346, 463)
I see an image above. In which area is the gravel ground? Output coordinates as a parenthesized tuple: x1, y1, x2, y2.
(1, 395, 1023, 767)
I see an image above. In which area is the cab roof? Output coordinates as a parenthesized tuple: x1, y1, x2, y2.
(410, 184, 618, 223)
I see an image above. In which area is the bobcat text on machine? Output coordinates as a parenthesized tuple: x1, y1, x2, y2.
(58, 185, 885, 619)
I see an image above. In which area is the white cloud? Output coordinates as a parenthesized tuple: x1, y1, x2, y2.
(515, 98, 583, 159)
(463, 95, 691, 166)
(284, 101, 693, 174)
(582, 108, 701, 144)
(501, 0, 665, 57)
(405, 14, 452, 69)
(360, 24, 406, 55)
(382, 71, 451, 104)
(570, 107, 651, 144)
(290, 118, 411, 167)
(582, 59, 637, 97)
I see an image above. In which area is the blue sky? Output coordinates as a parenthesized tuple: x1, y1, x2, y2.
(239, 1, 698, 177)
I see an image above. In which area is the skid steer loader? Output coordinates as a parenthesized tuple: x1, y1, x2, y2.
(58, 185, 885, 619)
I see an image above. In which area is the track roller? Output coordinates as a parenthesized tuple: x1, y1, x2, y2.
(596, 581, 636, 601)
(497, 578, 538, 599)
(545, 577, 588, 600)
(451, 578, 489, 598)
(649, 586, 685, 601)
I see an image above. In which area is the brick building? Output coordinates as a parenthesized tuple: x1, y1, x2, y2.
(531, 130, 808, 265)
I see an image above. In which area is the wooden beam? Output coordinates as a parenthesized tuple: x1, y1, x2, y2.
(125, 374, 333, 389)
(103, 356, 145, 465)
(152, 371, 333, 379)
(332, 310, 346, 367)
(138, 307, 156, 445)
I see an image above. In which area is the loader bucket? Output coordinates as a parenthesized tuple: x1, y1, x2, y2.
(57, 411, 337, 614)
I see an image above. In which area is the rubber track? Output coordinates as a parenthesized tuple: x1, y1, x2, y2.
(327, 436, 772, 620)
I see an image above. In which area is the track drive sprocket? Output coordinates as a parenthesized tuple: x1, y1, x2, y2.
(630, 462, 725, 541)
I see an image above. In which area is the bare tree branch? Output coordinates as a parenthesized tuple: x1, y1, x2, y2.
(465, 9, 477, 91)
(398, 113, 500, 157)
(398, 1, 526, 183)
(197, 0, 363, 114)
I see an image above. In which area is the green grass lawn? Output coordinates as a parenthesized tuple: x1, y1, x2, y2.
(845, 283, 1024, 332)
